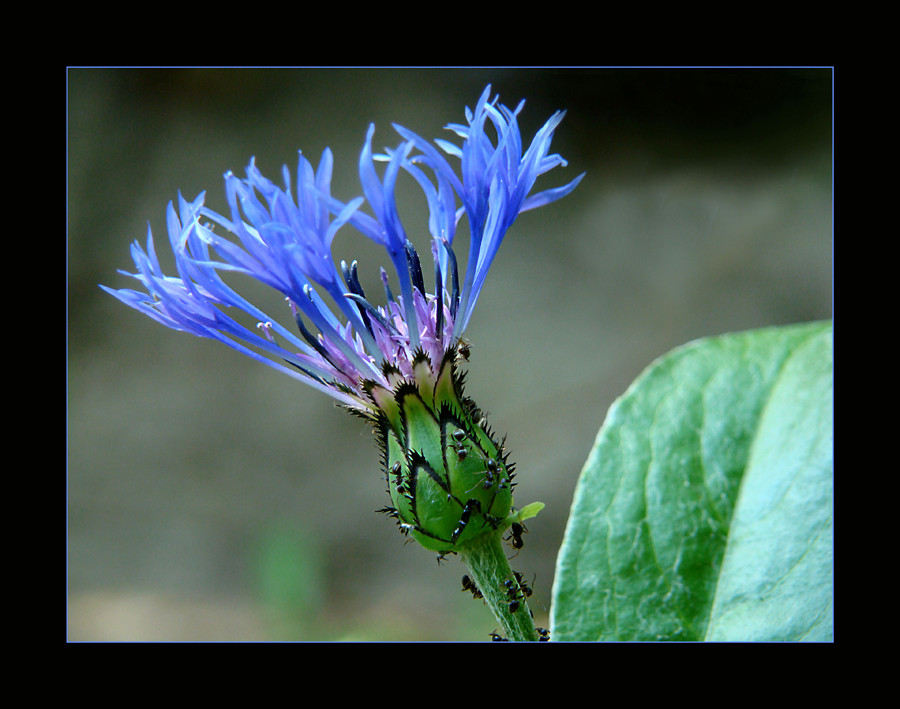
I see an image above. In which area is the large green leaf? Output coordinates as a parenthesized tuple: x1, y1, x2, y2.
(551, 322, 832, 641)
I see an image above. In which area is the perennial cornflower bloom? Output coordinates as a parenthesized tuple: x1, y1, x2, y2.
(102, 85, 582, 640)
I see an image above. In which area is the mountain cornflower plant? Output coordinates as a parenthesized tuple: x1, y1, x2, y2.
(102, 85, 583, 642)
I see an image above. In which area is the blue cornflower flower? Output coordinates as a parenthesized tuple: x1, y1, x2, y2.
(103, 85, 582, 558)
(103, 85, 582, 414)
(393, 85, 583, 335)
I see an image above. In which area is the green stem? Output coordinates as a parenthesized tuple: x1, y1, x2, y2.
(460, 531, 540, 642)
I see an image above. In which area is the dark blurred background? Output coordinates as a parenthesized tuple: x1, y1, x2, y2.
(67, 67, 832, 641)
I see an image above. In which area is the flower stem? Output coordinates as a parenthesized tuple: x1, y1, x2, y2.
(460, 531, 540, 642)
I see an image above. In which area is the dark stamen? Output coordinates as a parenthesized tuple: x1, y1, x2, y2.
(343, 292, 394, 334)
(405, 240, 425, 295)
(341, 260, 373, 336)
(283, 358, 328, 384)
(343, 260, 366, 299)
(293, 308, 333, 362)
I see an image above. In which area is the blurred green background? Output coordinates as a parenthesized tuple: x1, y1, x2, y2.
(67, 67, 832, 641)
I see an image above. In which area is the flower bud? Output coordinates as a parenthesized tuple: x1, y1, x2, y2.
(370, 345, 515, 553)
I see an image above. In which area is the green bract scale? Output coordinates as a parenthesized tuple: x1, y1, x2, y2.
(366, 343, 515, 553)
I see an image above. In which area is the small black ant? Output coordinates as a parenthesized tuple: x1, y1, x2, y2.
(506, 521, 526, 550)
(450, 431, 469, 460)
(489, 630, 507, 642)
(390, 461, 408, 495)
(513, 570, 534, 598)
(482, 458, 499, 489)
(464, 458, 501, 495)
(457, 339, 471, 361)
(451, 499, 480, 544)
(537, 627, 550, 641)
(503, 576, 523, 613)
(461, 574, 483, 599)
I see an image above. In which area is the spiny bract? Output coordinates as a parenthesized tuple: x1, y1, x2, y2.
(369, 342, 516, 553)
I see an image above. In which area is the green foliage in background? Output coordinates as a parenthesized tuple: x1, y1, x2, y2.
(253, 521, 324, 640)
(551, 321, 832, 641)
